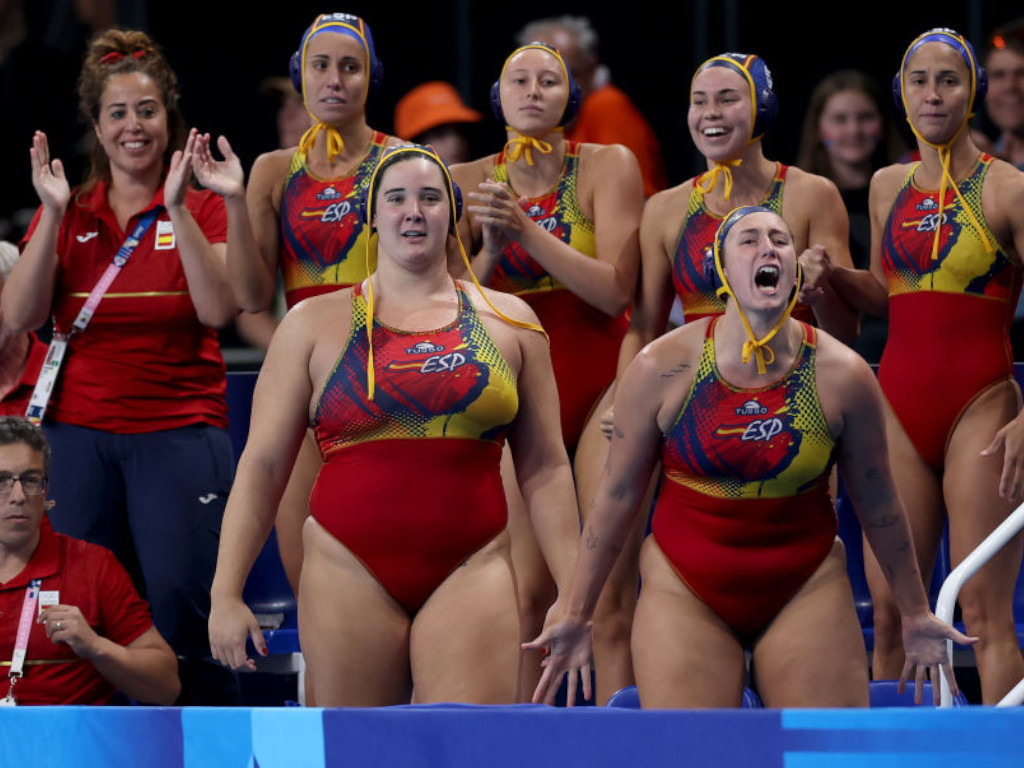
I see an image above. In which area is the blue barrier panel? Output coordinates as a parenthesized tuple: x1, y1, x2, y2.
(5, 706, 1024, 768)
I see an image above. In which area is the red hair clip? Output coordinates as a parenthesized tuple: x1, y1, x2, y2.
(99, 50, 146, 65)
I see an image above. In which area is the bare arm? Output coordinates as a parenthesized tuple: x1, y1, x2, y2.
(208, 304, 316, 670)
(163, 131, 239, 328)
(524, 340, 672, 703)
(230, 151, 288, 311)
(826, 166, 900, 319)
(830, 346, 976, 701)
(615, 189, 677, 380)
(451, 157, 502, 285)
(506, 309, 581, 594)
(980, 166, 1024, 499)
(3, 131, 68, 333)
(789, 171, 858, 344)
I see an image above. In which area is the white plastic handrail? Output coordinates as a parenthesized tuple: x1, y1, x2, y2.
(935, 501, 1024, 707)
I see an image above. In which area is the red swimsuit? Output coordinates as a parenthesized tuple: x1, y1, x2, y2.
(878, 155, 1021, 471)
(309, 282, 518, 614)
(653, 319, 838, 638)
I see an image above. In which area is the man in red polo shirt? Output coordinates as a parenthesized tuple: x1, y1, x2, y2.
(0, 416, 179, 706)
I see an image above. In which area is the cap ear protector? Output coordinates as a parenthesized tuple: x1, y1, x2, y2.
(892, 27, 987, 117)
(360, 144, 463, 233)
(289, 13, 384, 100)
(489, 43, 582, 127)
(694, 53, 778, 142)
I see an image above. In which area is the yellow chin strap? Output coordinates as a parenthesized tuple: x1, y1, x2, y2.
(362, 145, 548, 401)
(503, 130, 558, 166)
(697, 158, 743, 202)
(905, 120, 994, 261)
(298, 122, 344, 164)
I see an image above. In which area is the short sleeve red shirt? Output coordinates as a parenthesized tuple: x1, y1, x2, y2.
(0, 517, 154, 705)
(0, 333, 47, 417)
(20, 182, 229, 432)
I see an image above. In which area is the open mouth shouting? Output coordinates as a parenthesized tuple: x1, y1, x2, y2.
(754, 264, 781, 295)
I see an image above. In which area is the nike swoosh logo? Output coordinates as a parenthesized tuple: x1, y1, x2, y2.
(76, 232, 99, 243)
(198, 493, 219, 504)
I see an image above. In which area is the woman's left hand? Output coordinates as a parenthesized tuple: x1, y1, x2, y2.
(981, 413, 1024, 501)
(192, 133, 245, 200)
(899, 612, 978, 705)
(467, 182, 531, 242)
(164, 128, 198, 209)
(522, 602, 593, 707)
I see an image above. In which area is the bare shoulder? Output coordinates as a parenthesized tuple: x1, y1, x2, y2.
(629, 319, 706, 382)
(784, 166, 843, 205)
(250, 148, 294, 183)
(451, 155, 497, 188)
(870, 162, 912, 199)
(985, 156, 1024, 199)
(466, 282, 540, 326)
(579, 141, 636, 171)
(812, 328, 879, 399)
(642, 180, 693, 228)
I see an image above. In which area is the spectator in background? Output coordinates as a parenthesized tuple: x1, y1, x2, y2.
(0, 416, 180, 706)
(261, 76, 313, 155)
(983, 18, 1024, 171)
(796, 69, 907, 363)
(516, 15, 667, 197)
(0, 242, 46, 416)
(394, 81, 483, 165)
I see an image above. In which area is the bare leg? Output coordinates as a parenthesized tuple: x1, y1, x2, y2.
(410, 535, 520, 704)
(753, 540, 869, 707)
(632, 538, 747, 708)
(863, 402, 945, 680)
(503, 445, 558, 702)
(944, 380, 1024, 703)
(574, 385, 657, 704)
(298, 518, 411, 707)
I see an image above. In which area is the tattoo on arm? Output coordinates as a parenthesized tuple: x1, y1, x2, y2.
(866, 514, 899, 530)
(613, 426, 625, 440)
(661, 363, 690, 378)
(585, 528, 598, 551)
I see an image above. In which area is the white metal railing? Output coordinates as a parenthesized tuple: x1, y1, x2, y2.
(935, 501, 1024, 707)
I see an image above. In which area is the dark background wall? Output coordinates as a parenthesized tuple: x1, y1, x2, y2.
(3, 0, 1023, 240)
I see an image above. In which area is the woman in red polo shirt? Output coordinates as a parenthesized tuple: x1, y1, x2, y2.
(4, 28, 238, 704)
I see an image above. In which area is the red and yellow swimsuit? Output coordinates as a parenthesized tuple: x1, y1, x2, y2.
(653, 318, 838, 638)
(489, 141, 626, 450)
(879, 154, 1021, 471)
(670, 163, 814, 325)
(310, 281, 518, 614)
(279, 131, 390, 308)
